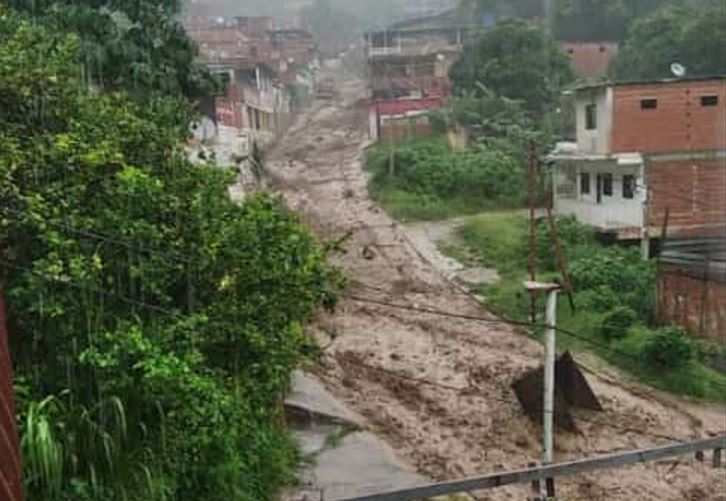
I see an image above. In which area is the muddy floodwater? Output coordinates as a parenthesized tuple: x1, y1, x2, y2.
(262, 68, 726, 501)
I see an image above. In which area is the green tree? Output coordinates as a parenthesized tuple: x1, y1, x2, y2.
(5, 0, 219, 100)
(610, 1, 726, 80)
(456, 0, 544, 19)
(1, 11, 340, 500)
(449, 18, 573, 115)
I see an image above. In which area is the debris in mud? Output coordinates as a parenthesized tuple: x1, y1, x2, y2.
(361, 245, 376, 260)
(512, 351, 602, 431)
(343, 187, 354, 199)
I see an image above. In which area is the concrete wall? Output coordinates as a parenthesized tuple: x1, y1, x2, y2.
(0, 289, 23, 501)
(554, 158, 645, 230)
(611, 79, 726, 154)
(658, 267, 726, 343)
(574, 86, 613, 155)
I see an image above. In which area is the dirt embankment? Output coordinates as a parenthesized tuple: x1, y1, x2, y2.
(264, 72, 726, 501)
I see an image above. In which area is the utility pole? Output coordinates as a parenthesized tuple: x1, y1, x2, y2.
(641, 184, 650, 260)
(527, 140, 538, 322)
(524, 280, 562, 500)
(388, 127, 396, 178)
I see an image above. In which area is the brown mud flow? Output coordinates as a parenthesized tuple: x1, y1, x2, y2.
(264, 68, 725, 501)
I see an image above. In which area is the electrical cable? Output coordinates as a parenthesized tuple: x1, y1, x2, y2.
(0, 207, 193, 264)
(344, 292, 726, 389)
(318, 351, 718, 444)
(1, 259, 184, 319)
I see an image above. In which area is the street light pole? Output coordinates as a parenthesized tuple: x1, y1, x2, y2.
(524, 280, 562, 499)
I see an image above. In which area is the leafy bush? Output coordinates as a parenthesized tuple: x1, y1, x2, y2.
(642, 326, 694, 369)
(691, 338, 726, 374)
(579, 285, 620, 312)
(534, 216, 597, 271)
(598, 306, 637, 341)
(366, 138, 525, 213)
(1, 15, 340, 500)
(570, 246, 655, 318)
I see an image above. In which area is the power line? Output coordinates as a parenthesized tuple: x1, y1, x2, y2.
(1, 259, 184, 319)
(345, 292, 726, 386)
(319, 351, 715, 444)
(1, 206, 193, 264)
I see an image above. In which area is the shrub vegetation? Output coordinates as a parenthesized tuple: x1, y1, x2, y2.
(451, 214, 725, 400)
(1, 8, 341, 499)
(365, 138, 525, 221)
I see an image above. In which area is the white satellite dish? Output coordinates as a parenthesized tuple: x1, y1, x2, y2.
(670, 63, 686, 78)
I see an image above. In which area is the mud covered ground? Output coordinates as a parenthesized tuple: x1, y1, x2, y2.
(264, 70, 726, 500)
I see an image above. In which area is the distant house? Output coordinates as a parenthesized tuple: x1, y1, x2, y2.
(364, 9, 481, 140)
(658, 234, 726, 342)
(561, 41, 618, 78)
(186, 16, 317, 144)
(551, 76, 726, 243)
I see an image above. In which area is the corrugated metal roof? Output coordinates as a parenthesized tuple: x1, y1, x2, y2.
(573, 75, 726, 92)
(661, 233, 726, 283)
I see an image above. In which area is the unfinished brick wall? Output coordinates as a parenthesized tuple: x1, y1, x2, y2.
(611, 79, 726, 154)
(658, 267, 726, 343)
(0, 289, 23, 501)
(647, 157, 726, 232)
(561, 42, 617, 78)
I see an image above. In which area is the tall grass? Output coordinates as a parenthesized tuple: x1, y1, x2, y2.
(451, 211, 726, 401)
(20, 392, 166, 500)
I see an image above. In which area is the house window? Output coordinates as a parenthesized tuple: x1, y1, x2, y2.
(602, 173, 613, 196)
(701, 95, 719, 107)
(641, 98, 658, 110)
(585, 104, 597, 130)
(622, 174, 635, 199)
(580, 172, 591, 195)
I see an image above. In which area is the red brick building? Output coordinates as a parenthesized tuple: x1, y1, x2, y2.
(364, 10, 476, 140)
(0, 287, 23, 501)
(658, 235, 725, 343)
(552, 76, 726, 341)
(553, 76, 726, 238)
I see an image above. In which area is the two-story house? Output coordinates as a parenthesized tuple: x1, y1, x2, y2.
(551, 76, 726, 243)
(364, 9, 483, 140)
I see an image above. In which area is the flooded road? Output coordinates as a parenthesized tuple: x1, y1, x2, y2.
(266, 68, 725, 501)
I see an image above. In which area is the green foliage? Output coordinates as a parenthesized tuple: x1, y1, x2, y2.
(610, 1, 726, 80)
(1, 11, 340, 499)
(534, 216, 597, 271)
(570, 246, 655, 318)
(458, 212, 528, 274)
(441, 91, 558, 162)
(365, 138, 525, 221)
(449, 18, 574, 115)
(642, 325, 694, 369)
(6, 0, 219, 101)
(598, 306, 637, 341)
(456, 0, 544, 19)
(553, 0, 674, 42)
(451, 212, 724, 400)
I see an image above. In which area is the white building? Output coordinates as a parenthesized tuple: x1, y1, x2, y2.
(550, 84, 647, 239)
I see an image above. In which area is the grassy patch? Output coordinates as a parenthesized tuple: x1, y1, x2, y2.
(371, 186, 523, 222)
(454, 211, 726, 402)
(364, 137, 525, 221)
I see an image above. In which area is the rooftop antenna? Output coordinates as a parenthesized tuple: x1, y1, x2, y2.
(670, 62, 687, 78)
